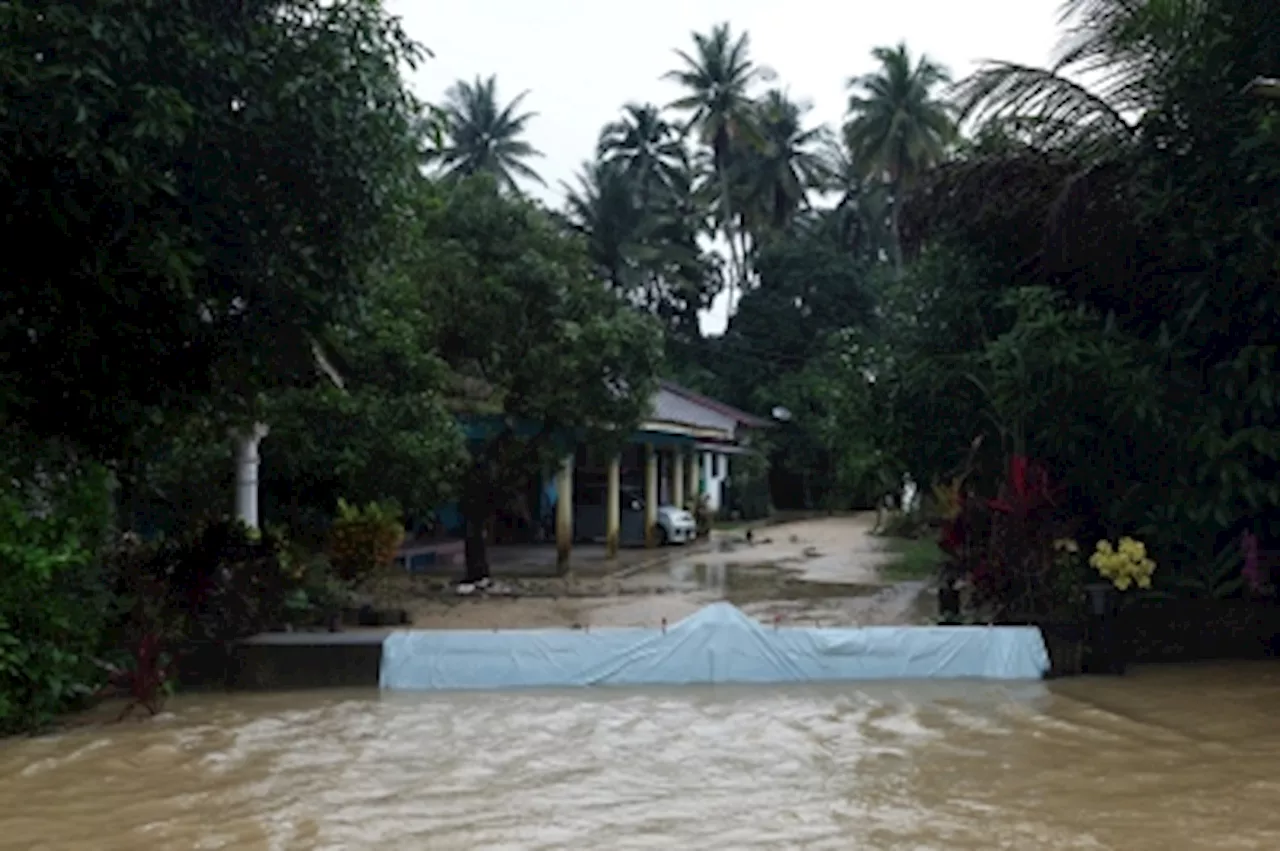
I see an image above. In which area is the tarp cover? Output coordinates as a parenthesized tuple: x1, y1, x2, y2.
(379, 603, 1050, 690)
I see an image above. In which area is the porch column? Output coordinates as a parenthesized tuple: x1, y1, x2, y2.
(672, 449, 685, 509)
(686, 447, 700, 505)
(644, 442, 658, 548)
(605, 453, 621, 558)
(232, 423, 269, 530)
(555, 454, 574, 573)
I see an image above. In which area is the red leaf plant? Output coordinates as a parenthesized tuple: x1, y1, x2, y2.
(981, 454, 1071, 620)
(98, 631, 178, 721)
(987, 455, 1061, 518)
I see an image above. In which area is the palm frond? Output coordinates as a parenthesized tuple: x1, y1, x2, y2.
(953, 61, 1136, 147)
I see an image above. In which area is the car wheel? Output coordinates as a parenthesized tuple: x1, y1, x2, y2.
(657, 525, 669, 546)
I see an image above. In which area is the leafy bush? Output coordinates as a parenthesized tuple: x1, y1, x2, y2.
(0, 463, 115, 735)
(284, 552, 352, 627)
(876, 509, 929, 540)
(328, 500, 404, 586)
(110, 519, 308, 644)
(689, 494, 715, 539)
(100, 520, 316, 717)
(940, 454, 1086, 623)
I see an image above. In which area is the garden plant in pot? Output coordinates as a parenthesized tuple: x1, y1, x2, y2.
(1085, 536, 1157, 673)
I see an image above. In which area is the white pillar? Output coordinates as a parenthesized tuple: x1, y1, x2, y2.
(644, 443, 658, 548)
(687, 447, 700, 506)
(672, 449, 685, 509)
(555, 454, 574, 572)
(605, 454, 621, 558)
(233, 423, 269, 529)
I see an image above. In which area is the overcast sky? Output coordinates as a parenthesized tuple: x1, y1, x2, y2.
(385, 0, 1064, 333)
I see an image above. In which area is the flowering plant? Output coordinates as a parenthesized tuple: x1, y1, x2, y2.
(1089, 537, 1156, 591)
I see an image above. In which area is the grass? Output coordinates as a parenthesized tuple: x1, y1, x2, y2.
(879, 537, 946, 582)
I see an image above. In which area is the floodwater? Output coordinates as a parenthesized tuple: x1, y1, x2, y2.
(4, 664, 1280, 850)
(401, 515, 930, 630)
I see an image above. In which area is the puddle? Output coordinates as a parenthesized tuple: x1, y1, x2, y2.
(396, 517, 933, 629)
(649, 560, 882, 605)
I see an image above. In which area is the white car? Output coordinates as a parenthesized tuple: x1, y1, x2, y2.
(569, 485, 699, 547)
(657, 505, 698, 545)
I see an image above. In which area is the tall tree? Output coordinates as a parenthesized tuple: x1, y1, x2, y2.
(735, 90, 833, 238)
(597, 103, 688, 207)
(423, 176, 664, 583)
(665, 22, 772, 312)
(0, 0, 426, 461)
(562, 160, 647, 292)
(952, 0, 1205, 158)
(844, 43, 955, 271)
(433, 75, 545, 192)
(563, 158, 719, 342)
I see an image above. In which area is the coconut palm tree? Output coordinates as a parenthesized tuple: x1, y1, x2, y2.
(825, 138, 893, 262)
(562, 160, 647, 292)
(735, 90, 834, 238)
(665, 22, 773, 312)
(564, 158, 718, 336)
(951, 0, 1206, 157)
(844, 43, 955, 271)
(906, 0, 1213, 293)
(433, 75, 545, 192)
(597, 103, 688, 208)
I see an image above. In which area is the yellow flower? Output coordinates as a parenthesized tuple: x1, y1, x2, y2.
(1054, 538, 1080, 554)
(1090, 536, 1157, 591)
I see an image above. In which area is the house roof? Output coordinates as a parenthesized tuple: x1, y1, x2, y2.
(657, 380, 774, 429)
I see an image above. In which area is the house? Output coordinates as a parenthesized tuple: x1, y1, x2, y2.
(647, 380, 774, 514)
(435, 380, 774, 568)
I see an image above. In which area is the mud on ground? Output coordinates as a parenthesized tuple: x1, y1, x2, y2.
(365, 514, 936, 630)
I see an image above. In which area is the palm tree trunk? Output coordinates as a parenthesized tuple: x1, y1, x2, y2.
(718, 169, 754, 316)
(889, 178, 904, 276)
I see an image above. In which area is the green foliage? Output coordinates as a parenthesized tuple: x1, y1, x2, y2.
(722, 451, 772, 521)
(873, 0, 1280, 605)
(428, 176, 664, 444)
(844, 42, 955, 268)
(112, 520, 309, 646)
(288, 555, 353, 625)
(259, 237, 469, 533)
(423, 176, 664, 571)
(0, 0, 426, 459)
(431, 75, 545, 191)
(563, 155, 720, 342)
(0, 460, 114, 734)
(880, 537, 945, 582)
(328, 500, 405, 587)
(877, 510, 930, 541)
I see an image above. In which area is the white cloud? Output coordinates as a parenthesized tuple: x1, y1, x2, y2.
(387, 0, 1062, 335)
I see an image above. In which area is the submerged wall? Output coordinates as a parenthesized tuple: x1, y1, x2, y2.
(380, 603, 1050, 690)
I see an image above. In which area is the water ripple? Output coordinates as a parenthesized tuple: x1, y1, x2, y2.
(2, 668, 1280, 849)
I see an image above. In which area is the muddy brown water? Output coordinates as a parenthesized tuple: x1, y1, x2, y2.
(4, 663, 1280, 850)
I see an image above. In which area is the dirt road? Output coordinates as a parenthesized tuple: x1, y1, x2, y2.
(390, 514, 935, 630)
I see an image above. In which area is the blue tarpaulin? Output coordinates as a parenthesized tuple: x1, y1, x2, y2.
(379, 603, 1050, 691)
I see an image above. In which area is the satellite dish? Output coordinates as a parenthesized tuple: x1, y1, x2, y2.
(771, 406, 793, 422)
